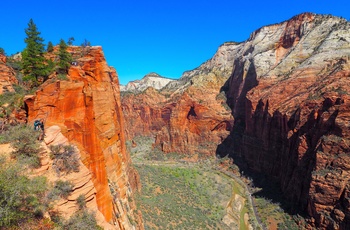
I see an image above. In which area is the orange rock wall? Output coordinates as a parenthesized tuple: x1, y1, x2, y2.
(25, 47, 141, 229)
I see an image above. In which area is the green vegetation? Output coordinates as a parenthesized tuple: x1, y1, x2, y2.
(47, 41, 54, 52)
(76, 194, 87, 209)
(62, 210, 102, 230)
(130, 136, 234, 229)
(57, 39, 72, 74)
(50, 144, 80, 176)
(67, 37, 75, 46)
(130, 135, 302, 229)
(21, 19, 50, 86)
(0, 157, 47, 227)
(1, 124, 41, 168)
(47, 180, 73, 201)
(134, 164, 232, 229)
(252, 194, 300, 229)
(0, 124, 101, 228)
(0, 86, 28, 118)
(0, 47, 5, 55)
(81, 38, 91, 47)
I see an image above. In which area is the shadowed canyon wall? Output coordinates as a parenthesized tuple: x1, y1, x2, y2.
(217, 13, 350, 229)
(25, 46, 142, 229)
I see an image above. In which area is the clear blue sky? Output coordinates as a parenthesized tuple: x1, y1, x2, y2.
(1, 0, 349, 84)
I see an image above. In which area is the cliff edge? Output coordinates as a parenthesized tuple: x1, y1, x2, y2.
(25, 46, 143, 229)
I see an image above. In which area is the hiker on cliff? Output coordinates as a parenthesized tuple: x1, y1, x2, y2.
(34, 119, 41, 130)
(34, 119, 45, 140)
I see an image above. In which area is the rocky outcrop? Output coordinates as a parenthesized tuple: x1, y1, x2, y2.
(121, 42, 237, 155)
(25, 46, 142, 229)
(217, 13, 350, 229)
(120, 72, 174, 92)
(0, 53, 18, 94)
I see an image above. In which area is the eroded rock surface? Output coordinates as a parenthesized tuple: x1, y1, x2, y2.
(217, 13, 350, 229)
(25, 46, 142, 229)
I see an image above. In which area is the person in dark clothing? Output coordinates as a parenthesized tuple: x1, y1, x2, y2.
(34, 119, 45, 140)
(34, 120, 41, 130)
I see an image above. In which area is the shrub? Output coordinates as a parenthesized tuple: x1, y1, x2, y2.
(62, 211, 102, 230)
(2, 124, 41, 168)
(57, 73, 68, 80)
(50, 144, 80, 176)
(47, 180, 73, 201)
(76, 194, 86, 209)
(6, 57, 22, 72)
(0, 158, 47, 227)
(0, 86, 27, 117)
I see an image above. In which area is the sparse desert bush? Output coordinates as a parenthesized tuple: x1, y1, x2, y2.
(50, 144, 80, 176)
(47, 180, 73, 201)
(0, 157, 47, 227)
(1, 124, 41, 168)
(76, 194, 87, 209)
(0, 87, 27, 118)
(62, 210, 102, 230)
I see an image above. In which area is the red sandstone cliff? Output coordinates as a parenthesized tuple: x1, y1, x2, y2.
(217, 13, 350, 229)
(25, 46, 142, 229)
(121, 42, 237, 155)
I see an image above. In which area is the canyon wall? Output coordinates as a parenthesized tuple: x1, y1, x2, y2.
(25, 46, 142, 229)
(121, 42, 237, 155)
(217, 13, 350, 229)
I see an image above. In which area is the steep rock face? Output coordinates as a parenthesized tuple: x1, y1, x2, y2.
(120, 72, 174, 92)
(25, 46, 142, 229)
(217, 13, 350, 229)
(0, 54, 18, 94)
(38, 125, 115, 229)
(121, 43, 237, 155)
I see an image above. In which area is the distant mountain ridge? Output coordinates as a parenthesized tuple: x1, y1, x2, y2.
(120, 72, 175, 92)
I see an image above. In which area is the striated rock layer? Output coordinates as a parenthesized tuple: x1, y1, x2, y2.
(121, 42, 237, 155)
(217, 13, 350, 229)
(25, 46, 142, 229)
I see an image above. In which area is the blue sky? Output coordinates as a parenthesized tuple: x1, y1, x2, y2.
(1, 1, 349, 84)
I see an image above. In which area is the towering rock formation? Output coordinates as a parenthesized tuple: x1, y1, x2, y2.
(25, 46, 142, 229)
(0, 53, 18, 94)
(217, 13, 350, 229)
(121, 42, 237, 155)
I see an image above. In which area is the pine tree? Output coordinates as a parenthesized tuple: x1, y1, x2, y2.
(47, 41, 54, 52)
(67, 37, 75, 46)
(57, 39, 72, 74)
(21, 19, 48, 86)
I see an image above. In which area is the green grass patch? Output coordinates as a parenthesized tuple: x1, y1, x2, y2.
(134, 164, 232, 229)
